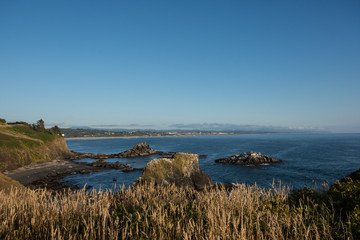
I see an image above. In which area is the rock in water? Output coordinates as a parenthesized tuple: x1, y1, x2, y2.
(215, 151, 282, 165)
(113, 142, 161, 158)
(68, 142, 162, 160)
(138, 152, 213, 190)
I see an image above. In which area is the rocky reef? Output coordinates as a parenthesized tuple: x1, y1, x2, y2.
(137, 152, 213, 190)
(89, 159, 131, 169)
(215, 151, 282, 165)
(68, 142, 162, 160)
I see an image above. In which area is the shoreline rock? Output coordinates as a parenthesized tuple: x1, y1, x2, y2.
(215, 151, 282, 165)
(89, 159, 131, 169)
(122, 168, 144, 173)
(137, 152, 213, 190)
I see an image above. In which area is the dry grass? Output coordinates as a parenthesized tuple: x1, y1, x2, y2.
(0, 183, 353, 239)
(0, 173, 24, 193)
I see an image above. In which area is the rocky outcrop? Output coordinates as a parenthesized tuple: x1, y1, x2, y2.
(138, 153, 213, 190)
(68, 152, 97, 160)
(110, 142, 161, 158)
(215, 151, 282, 165)
(89, 159, 131, 169)
(122, 168, 144, 173)
(68, 142, 162, 160)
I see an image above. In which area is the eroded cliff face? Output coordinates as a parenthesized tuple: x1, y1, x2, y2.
(138, 152, 213, 190)
(0, 125, 71, 171)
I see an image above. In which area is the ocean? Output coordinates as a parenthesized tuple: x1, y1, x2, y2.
(64, 133, 360, 191)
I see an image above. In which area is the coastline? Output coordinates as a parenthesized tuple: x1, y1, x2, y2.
(3, 159, 99, 191)
(64, 132, 277, 140)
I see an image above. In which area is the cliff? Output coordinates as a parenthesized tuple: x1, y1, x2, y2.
(0, 123, 71, 172)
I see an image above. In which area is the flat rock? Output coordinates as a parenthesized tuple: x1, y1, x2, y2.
(90, 159, 131, 169)
(122, 168, 144, 173)
(215, 151, 282, 165)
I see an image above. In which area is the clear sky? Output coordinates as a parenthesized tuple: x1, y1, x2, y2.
(1, 0, 359, 132)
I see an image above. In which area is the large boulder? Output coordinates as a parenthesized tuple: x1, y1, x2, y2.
(138, 152, 213, 190)
(215, 151, 282, 165)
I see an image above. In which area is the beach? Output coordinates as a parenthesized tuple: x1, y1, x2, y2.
(3, 159, 97, 190)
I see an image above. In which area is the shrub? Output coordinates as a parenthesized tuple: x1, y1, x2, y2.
(288, 169, 360, 239)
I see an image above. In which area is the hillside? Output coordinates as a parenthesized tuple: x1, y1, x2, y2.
(0, 173, 24, 192)
(0, 120, 71, 172)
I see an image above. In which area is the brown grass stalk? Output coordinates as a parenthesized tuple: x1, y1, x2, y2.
(0, 182, 352, 239)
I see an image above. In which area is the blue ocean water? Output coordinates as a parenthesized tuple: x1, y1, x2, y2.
(63, 133, 360, 190)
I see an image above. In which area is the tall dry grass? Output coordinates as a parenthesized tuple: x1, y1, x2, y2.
(0, 182, 352, 239)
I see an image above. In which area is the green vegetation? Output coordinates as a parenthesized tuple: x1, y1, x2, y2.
(7, 125, 57, 143)
(50, 125, 62, 135)
(0, 119, 70, 171)
(0, 118, 6, 124)
(289, 169, 360, 239)
(0, 132, 41, 148)
(0, 178, 357, 239)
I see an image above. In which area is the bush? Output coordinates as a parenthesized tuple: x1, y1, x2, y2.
(50, 125, 62, 135)
(328, 169, 360, 239)
(8, 121, 31, 127)
(288, 169, 360, 239)
(0, 118, 6, 124)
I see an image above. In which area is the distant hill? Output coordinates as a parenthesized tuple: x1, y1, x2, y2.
(61, 128, 238, 138)
(0, 119, 70, 171)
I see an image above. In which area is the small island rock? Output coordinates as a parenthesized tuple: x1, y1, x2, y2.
(110, 142, 162, 158)
(215, 151, 282, 165)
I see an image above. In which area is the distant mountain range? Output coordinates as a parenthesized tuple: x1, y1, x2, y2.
(167, 123, 328, 133)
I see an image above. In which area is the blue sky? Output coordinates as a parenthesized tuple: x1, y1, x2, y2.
(1, 0, 359, 132)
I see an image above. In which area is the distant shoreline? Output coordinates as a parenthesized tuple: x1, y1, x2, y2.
(64, 132, 281, 140)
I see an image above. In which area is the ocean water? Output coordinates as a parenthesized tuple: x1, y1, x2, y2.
(63, 133, 360, 191)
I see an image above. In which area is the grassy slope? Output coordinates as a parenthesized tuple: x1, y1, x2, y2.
(0, 173, 24, 192)
(0, 124, 70, 172)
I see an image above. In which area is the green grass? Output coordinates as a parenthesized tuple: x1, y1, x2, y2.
(0, 133, 41, 149)
(0, 124, 69, 171)
(289, 169, 360, 239)
(7, 125, 58, 143)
